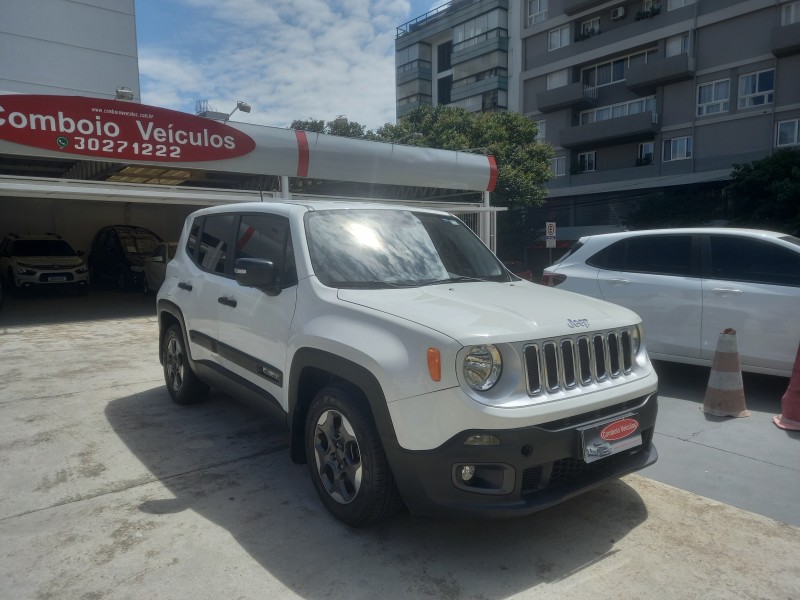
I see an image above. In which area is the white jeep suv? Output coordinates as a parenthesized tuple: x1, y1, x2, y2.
(157, 201, 659, 526)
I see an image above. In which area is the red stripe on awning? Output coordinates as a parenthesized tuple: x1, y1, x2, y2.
(295, 130, 309, 177)
(487, 155, 498, 192)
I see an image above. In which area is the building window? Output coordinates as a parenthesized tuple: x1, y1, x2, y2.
(547, 69, 569, 89)
(578, 151, 596, 172)
(738, 69, 774, 109)
(580, 96, 656, 124)
(581, 18, 600, 36)
(663, 136, 693, 161)
(453, 9, 508, 49)
(581, 48, 657, 87)
(668, 0, 695, 10)
(665, 32, 691, 57)
(548, 25, 570, 50)
(776, 119, 800, 147)
(550, 156, 566, 176)
(697, 79, 730, 116)
(437, 41, 452, 73)
(781, 1, 800, 24)
(637, 142, 654, 165)
(528, 0, 548, 25)
(535, 120, 546, 141)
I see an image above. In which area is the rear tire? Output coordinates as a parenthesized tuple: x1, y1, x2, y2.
(305, 385, 403, 527)
(163, 324, 208, 405)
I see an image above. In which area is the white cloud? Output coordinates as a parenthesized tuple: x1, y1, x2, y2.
(139, 0, 414, 130)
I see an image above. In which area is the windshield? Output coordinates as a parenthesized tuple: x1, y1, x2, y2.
(12, 239, 76, 257)
(118, 231, 160, 255)
(304, 209, 508, 288)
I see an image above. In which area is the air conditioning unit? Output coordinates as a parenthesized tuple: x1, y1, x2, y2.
(611, 6, 626, 20)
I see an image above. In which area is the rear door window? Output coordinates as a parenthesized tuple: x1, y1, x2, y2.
(709, 236, 800, 287)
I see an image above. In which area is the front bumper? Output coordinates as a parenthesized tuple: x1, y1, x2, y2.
(385, 392, 658, 518)
(14, 271, 89, 288)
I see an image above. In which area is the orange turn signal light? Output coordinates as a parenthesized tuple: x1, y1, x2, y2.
(427, 348, 441, 382)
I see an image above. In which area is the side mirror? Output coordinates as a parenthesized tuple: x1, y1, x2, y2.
(77, 250, 85, 257)
(234, 258, 279, 293)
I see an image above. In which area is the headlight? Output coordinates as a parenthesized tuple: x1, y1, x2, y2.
(632, 325, 642, 355)
(76, 265, 89, 274)
(463, 345, 502, 391)
(16, 266, 36, 275)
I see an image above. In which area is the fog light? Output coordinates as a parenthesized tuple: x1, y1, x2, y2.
(460, 465, 476, 481)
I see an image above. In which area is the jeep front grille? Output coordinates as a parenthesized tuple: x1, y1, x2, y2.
(524, 329, 635, 396)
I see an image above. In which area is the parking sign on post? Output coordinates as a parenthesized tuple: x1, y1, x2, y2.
(546, 222, 556, 249)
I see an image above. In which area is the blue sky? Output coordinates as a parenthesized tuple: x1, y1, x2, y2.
(135, 0, 443, 131)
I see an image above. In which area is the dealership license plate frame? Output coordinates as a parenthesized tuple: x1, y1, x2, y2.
(48, 276, 68, 282)
(579, 412, 642, 464)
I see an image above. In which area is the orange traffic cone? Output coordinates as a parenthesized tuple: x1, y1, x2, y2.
(773, 341, 800, 431)
(702, 328, 750, 418)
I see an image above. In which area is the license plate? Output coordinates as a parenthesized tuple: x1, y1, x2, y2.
(579, 413, 642, 464)
(48, 276, 67, 282)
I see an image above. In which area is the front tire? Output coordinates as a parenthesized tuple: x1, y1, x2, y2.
(163, 324, 208, 405)
(305, 386, 403, 527)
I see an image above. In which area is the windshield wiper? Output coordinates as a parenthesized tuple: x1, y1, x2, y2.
(421, 275, 489, 286)
(329, 280, 415, 289)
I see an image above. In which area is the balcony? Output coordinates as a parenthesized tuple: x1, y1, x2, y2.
(772, 21, 800, 57)
(562, 0, 605, 16)
(559, 111, 660, 149)
(626, 54, 695, 93)
(536, 83, 598, 113)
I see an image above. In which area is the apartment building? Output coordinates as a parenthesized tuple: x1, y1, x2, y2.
(395, 0, 518, 118)
(396, 0, 800, 227)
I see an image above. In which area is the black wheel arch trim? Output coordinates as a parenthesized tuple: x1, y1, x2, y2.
(157, 299, 192, 368)
(287, 348, 400, 466)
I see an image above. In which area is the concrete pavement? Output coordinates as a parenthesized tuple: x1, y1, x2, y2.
(1, 291, 799, 599)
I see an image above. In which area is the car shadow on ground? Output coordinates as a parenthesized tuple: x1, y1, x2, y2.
(652, 359, 791, 411)
(105, 386, 651, 598)
(0, 287, 155, 326)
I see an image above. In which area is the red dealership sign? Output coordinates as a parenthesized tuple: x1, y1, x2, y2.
(0, 94, 256, 162)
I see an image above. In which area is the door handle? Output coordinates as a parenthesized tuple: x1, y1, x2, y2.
(606, 278, 631, 284)
(218, 296, 237, 308)
(178, 282, 193, 291)
(711, 288, 743, 295)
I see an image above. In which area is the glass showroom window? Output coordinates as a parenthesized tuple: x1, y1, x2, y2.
(776, 120, 799, 147)
(550, 156, 566, 176)
(782, 1, 800, 25)
(697, 79, 729, 116)
(578, 151, 596, 172)
(738, 69, 774, 109)
(663, 136, 693, 161)
(668, 0, 695, 10)
(528, 0, 548, 25)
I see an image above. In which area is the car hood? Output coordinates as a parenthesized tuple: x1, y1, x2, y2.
(337, 281, 640, 345)
(15, 255, 84, 267)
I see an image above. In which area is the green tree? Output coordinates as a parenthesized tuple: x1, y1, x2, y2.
(728, 149, 800, 234)
(290, 117, 371, 139)
(292, 106, 553, 207)
(376, 105, 552, 207)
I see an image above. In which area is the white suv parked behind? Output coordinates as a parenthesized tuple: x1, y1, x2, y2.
(157, 201, 659, 526)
